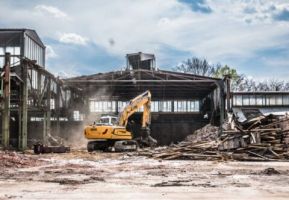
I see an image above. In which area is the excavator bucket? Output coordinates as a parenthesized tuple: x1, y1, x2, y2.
(136, 127, 157, 147)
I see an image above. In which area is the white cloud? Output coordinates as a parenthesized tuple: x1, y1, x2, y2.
(46, 45, 57, 59)
(34, 5, 68, 19)
(0, 0, 289, 79)
(54, 71, 80, 79)
(59, 33, 88, 45)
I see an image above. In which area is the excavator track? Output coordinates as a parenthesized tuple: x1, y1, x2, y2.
(114, 140, 138, 152)
(87, 140, 113, 152)
(87, 140, 138, 152)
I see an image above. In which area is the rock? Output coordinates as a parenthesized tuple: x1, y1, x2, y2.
(261, 168, 280, 175)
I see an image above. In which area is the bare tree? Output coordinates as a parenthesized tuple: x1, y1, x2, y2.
(233, 78, 289, 92)
(256, 81, 270, 91)
(175, 57, 218, 77)
(233, 76, 256, 92)
(268, 79, 284, 91)
(284, 82, 289, 90)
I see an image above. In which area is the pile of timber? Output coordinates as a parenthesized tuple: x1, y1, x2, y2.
(138, 141, 224, 161)
(139, 115, 289, 161)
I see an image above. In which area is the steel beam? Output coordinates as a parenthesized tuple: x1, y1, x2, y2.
(64, 79, 217, 83)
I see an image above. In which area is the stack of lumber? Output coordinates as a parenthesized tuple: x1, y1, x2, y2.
(139, 115, 289, 161)
(138, 141, 224, 161)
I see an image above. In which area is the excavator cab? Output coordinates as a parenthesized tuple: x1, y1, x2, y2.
(95, 116, 118, 126)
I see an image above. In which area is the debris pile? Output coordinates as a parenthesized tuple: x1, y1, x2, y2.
(139, 114, 289, 161)
(139, 141, 222, 161)
(33, 133, 71, 154)
(0, 151, 44, 168)
(218, 114, 289, 160)
(185, 124, 219, 143)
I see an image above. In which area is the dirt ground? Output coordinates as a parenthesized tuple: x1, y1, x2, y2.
(1, 150, 289, 200)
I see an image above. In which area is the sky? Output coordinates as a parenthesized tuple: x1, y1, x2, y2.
(0, 0, 289, 80)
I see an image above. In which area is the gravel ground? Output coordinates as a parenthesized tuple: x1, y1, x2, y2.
(0, 150, 289, 200)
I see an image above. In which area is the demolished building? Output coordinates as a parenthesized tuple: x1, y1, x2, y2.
(1, 28, 289, 151)
(0, 29, 227, 148)
(232, 91, 289, 122)
(0, 29, 83, 149)
(64, 52, 226, 145)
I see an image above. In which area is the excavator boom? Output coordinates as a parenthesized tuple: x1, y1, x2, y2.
(118, 90, 151, 127)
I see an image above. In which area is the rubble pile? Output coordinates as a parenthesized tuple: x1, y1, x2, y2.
(218, 114, 289, 160)
(0, 151, 43, 168)
(139, 114, 289, 161)
(185, 124, 219, 143)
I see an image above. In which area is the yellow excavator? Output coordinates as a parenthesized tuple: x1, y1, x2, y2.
(84, 90, 157, 152)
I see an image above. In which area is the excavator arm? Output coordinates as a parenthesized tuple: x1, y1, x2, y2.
(117, 90, 156, 147)
(118, 90, 151, 128)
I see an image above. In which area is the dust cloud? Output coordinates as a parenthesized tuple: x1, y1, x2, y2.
(64, 86, 115, 149)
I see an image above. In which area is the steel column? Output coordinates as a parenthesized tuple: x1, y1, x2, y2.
(55, 83, 61, 136)
(2, 53, 11, 148)
(43, 78, 51, 144)
(19, 61, 28, 150)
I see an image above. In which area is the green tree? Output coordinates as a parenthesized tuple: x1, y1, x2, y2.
(213, 65, 239, 80)
(212, 65, 246, 91)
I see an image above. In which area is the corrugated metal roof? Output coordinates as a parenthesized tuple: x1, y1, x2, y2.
(0, 28, 45, 48)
